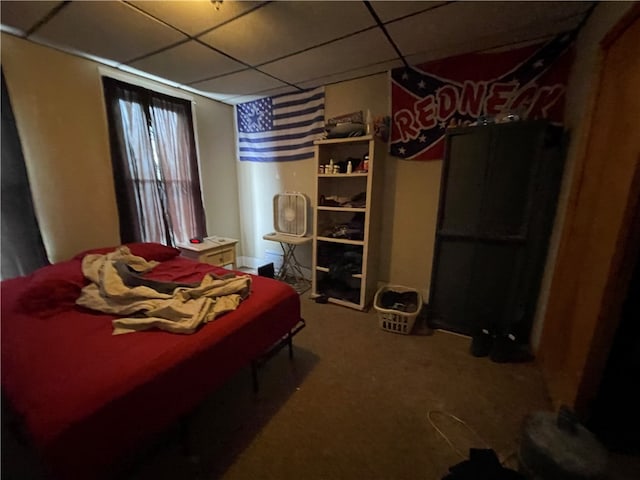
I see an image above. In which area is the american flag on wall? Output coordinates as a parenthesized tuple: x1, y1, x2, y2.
(236, 87, 325, 162)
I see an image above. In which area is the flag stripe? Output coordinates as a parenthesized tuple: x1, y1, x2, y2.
(274, 103, 324, 121)
(273, 99, 324, 118)
(274, 91, 324, 109)
(273, 112, 324, 129)
(272, 89, 323, 106)
(239, 139, 316, 153)
(238, 151, 314, 162)
(238, 127, 325, 145)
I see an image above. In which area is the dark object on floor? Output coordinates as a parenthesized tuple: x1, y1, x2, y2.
(258, 262, 275, 278)
(470, 328, 494, 357)
(520, 407, 608, 480)
(442, 448, 525, 479)
(489, 334, 534, 363)
(380, 290, 418, 312)
(315, 295, 328, 304)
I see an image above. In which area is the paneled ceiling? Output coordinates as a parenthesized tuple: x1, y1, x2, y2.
(0, 1, 594, 105)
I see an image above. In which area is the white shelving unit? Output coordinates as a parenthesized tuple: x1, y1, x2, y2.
(311, 134, 385, 310)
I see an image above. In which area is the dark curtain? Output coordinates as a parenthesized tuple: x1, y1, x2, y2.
(102, 77, 206, 246)
(1, 70, 49, 279)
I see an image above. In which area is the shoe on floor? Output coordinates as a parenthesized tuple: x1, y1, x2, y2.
(490, 334, 534, 363)
(470, 328, 494, 357)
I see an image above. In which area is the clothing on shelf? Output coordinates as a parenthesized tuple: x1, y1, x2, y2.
(319, 191, 367, 208)
(321, 213, 365, 240)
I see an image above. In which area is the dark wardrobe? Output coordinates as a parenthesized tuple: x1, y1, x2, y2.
(427, 121, 565, 341)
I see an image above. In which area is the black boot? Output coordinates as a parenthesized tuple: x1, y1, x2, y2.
(490, 333, 534, 363)
(470, 328, 494, 357)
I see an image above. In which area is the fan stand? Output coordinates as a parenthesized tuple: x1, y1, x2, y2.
(262, 232, 312, 293)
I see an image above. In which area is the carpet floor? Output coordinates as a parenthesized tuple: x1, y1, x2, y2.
(130, 292, 555, 480)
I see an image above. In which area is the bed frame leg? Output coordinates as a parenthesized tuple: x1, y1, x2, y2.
(250, 321, 304, 395)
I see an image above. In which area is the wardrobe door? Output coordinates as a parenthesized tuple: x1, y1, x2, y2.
(439, 128, 491, 235)
(428, 122, 559, 337)
(479, 123, 542, 238)
(429, 240, 475, 333)
(429, 128, 491, 334)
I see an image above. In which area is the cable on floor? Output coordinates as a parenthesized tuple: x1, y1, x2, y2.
(427, 409, 517, 466)
(427, 410, 491, 459)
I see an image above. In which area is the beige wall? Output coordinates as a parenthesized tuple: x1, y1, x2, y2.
(191, 85, 242, 246)
(1, 34, 239, 263)
(2, 34, 119, 262)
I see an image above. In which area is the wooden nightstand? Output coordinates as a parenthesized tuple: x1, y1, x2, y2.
(177, 237, 238, 269)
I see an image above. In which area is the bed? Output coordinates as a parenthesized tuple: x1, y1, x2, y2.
(1, 242, 304, 479)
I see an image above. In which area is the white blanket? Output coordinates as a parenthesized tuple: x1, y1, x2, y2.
(76, 246, 251, 335)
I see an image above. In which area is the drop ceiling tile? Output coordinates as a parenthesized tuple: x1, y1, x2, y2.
(259, 28, 397, 84)
(191, 69, 287, 95)
(30, 1, 186, 64)
(224, 85, 301, 105)
(404, 14, 582, 67)
(130, 0, 265, 36)
(178, 85, 235, 102)
(129, 41, 245, 84)
(386, 1, 590, 57)
(199, 1, 375, 66)
(370, 1, 447, 23)
(0, 1, 61, 35)
(298, 58, 404, 89)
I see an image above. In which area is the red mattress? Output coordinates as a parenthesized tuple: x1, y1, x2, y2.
(1, 252, 300, 478)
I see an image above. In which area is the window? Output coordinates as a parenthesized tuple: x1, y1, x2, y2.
(102, 77, 206, 246)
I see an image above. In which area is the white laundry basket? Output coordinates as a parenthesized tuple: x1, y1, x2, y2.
(374, 285, 422, 335)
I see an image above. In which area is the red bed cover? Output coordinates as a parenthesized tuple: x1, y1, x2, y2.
(1, 256, 300, 478)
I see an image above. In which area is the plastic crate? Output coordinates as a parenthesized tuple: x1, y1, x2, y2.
(374, 285, 422, 335)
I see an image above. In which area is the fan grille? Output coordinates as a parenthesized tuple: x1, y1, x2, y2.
(273, 193, 308, 236)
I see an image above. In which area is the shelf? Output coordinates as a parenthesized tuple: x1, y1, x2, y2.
(313, 134, 381, 311)
(317, 236, 364, 246)
(317, 206, 366, 212)
(316, 266, 362, 278)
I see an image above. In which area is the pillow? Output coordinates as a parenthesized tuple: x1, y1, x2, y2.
(125, 242, 181, 261)
(18, 259, 87, 316)
(73, 242, 180, 262)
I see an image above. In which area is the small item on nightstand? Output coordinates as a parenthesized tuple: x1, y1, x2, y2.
(189, 237, 203, 244)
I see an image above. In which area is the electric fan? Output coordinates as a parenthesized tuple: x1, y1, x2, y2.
(273, 192, 309, 237)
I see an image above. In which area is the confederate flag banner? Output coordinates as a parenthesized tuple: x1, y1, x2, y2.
(390, 33, 575, 161)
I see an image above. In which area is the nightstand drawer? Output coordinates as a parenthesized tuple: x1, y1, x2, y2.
(177, 237, 238, 269)
(201, 248, 234, 266)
